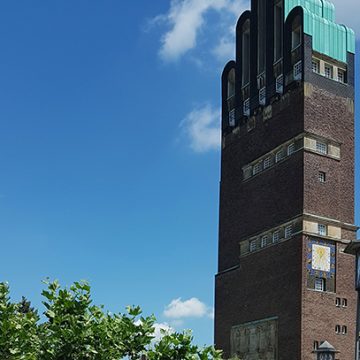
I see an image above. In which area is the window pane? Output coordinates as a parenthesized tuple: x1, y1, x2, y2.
(318, 224, 326, 236)
(264, 157, 272, 169)
(261, 236, 267, 247)
(318, 172, 326, 183)
(315, 278, 325, 291)
(287, 143, 295, 155)
(325, 64, 333, 79)
(285, 225, 292, 238)
(316, 141, 327, 154)
(275, 150, 284, 162)
(312, 59, 320, 73)
(273, 231, 280, 243)
(250, 240, 257, 252)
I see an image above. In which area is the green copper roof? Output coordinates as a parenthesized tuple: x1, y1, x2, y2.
(284, 0, 355, 63)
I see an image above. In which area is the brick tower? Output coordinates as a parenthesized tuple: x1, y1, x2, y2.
(215, 1, 356, 359)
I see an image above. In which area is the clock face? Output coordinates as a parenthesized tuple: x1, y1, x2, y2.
(312, 244, 331, 272)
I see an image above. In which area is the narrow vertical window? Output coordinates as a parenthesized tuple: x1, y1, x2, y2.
(227, 69, 235, 99)
(274, 0, 283, 63)
(257, 0, 266, 75)
(335, 297, 341, 307)
(335, 325, 341, 334)
(342, 326, 347, 335)
(242, 20, 250, 87)
(291, 16, 302, 50)
(342, 298, 348, 307)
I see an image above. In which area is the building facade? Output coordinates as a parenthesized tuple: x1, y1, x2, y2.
(215, 1, 356, 359)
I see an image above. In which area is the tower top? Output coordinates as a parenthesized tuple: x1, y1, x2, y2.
(285, 0, 355, 62)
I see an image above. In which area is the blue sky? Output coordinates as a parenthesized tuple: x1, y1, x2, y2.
(0, 0, 359, 346)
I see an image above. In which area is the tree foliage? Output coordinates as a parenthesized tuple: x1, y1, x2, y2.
(0, 280, 222, 360)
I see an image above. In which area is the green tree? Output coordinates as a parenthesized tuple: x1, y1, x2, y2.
(0, 280, 222, 360)
(0, 282, 40, 360)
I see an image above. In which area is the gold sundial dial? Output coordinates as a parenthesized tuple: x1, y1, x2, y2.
(312, 244, 331, 272)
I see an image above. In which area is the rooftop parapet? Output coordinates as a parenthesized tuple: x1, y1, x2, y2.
(285, 0, 355, 62)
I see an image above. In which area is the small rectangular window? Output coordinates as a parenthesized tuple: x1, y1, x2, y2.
(342, 325, 347, 335)
(313, 341, 319, 350)
(316, 141, 327, 155)
(228, 109, 235, 127)
(287, 143, 295, 156)
(335, 297, 341, 307)
(318, 224, 327, 236)
(284, 225, 292, 239)
(250, 240, 257, 252)
(259, 86, 266, 105)
(263, 156, 272, 169)
(315, 277, 325, 291)
(252, 161, 262, 175)
(318, 172, 326, 183)
(275, 74, 283, 94)
(293, 60, 302, 80)
(312, 59, 320, 73)
(324, 64, 333, 79)
(243, 98, 250, 116)
(272, 231, 280, 243)
(243, 166, 252, 180)
(275, 149, 284, 163)
(342, 298, 347, 307)
(338, 69, 345, 83)
(261, 235, 268, 248)
(335, 325, 341, 334)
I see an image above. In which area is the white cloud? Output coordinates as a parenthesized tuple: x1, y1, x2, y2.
(164, 297, 214, 319)
(155, 0, 247, 61)
(212, 36, 235, 62)
(180, 104, 220, 153)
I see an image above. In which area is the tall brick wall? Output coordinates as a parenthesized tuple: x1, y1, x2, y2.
(216, 1, 356, 358)
(215, 235, 303, 359)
